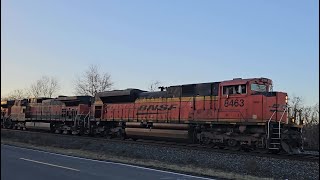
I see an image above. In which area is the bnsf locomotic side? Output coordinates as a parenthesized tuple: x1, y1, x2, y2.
(95, 78, 289, 124)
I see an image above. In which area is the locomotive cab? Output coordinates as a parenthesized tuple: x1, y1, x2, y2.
(246, 78, 302, 153)
(247, 78, 289, 124)
(220, 77, 289, 124)
(218, 78, 302, 153)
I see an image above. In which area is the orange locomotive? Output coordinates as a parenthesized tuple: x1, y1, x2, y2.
(1, 100, 14, 128)
(1, 77, 303, 154)
(1, 96, 92, 133)
(93, 77, 302, 154)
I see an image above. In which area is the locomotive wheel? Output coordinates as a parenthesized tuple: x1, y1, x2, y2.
(227, 139, 241, 151)
(62, 130, 70, 135)
(55, 129, 61, 134)
(100, 131, 107, 137)
(117, 130, 125, 140)
(3, 119, 12, 129)
(201, 137, 211, 145)
(72, 130, 79, 135)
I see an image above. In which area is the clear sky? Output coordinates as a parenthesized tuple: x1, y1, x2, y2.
(1, 0, 319, 106)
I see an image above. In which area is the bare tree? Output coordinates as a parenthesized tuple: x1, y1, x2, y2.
(42, 76, 59, 98)
(310, 103, 319, 124)
(8, 89, 26, 99)
(288, 96, 304, 124)
(1, 89, 29, 100)
(30, 76, 60, 98)
(302, 106, 312, 124)
(30, 78, 43, 98)
(302, 103, 319, 150)
(74, 65, 113, 97)
(148, 80, 162, 92)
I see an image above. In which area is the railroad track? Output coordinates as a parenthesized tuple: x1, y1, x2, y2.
(136, 139, 319, 162)
(2, 128, 319, 163)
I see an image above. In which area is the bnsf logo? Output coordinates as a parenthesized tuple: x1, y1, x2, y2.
(138, 104, 177, 111)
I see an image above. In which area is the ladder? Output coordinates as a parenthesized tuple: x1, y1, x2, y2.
(268, 122, 281, 150)
(83, 111, 91, 128)
(83, 111, 92, 135)
(2, 115, 11, 128)
(267, 106, 287, 150)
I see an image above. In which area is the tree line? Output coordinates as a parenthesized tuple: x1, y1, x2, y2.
(1, 64, 113, 100)
(2, 76, 60, 100)
(288, 96, 319, 150)
(2, 67, 162, 100)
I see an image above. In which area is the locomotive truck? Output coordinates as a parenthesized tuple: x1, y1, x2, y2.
(1, 77, 303, 154)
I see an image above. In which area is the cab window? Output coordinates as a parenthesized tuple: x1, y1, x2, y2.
(223, 84, 246, 95)
(251, 84, 267, 92)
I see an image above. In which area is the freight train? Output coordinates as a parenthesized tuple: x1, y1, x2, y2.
(1, 77, 303, 154)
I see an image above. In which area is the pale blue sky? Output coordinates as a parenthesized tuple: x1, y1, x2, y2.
(1, 0, 319, 106)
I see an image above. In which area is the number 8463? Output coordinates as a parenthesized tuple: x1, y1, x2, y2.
(224, 99, 244, 107)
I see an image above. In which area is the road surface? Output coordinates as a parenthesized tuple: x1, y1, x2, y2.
(1, 144, 215, 180)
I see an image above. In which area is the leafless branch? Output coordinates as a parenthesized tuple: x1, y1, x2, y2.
(148, 80, 161, 92)
(74, 64, 113, 96)
(29, 76, 60, 98)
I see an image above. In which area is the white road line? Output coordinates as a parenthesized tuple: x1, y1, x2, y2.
(20, 158, 80, 172)
(3, 144, 214, 180)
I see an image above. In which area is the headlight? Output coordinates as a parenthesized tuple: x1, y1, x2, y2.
(285, 96, 288, 103)
(292, 118, 295, 123)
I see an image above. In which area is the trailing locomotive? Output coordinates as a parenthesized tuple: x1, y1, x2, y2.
(1, 77, 303, 154)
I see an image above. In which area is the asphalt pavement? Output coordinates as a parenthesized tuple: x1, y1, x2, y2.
(1, 144, 215, 180)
